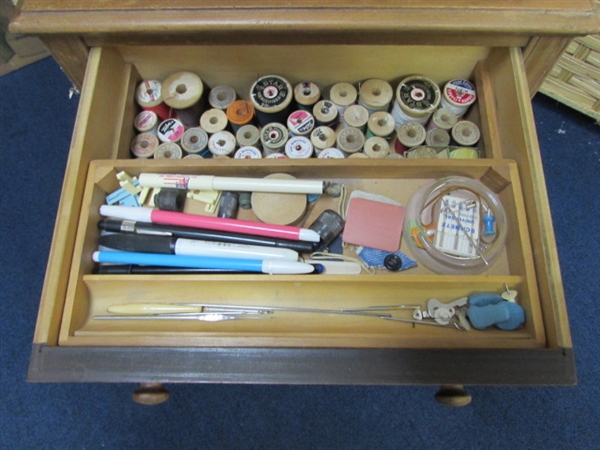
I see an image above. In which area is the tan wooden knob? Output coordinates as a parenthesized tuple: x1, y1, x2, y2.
(132, 383, 170, 405)
(434, 385, 472, 407)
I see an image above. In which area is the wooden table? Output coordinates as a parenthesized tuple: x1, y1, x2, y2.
(10, 1, 599, 93)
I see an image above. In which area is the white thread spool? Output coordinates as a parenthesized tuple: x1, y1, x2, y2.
(287, 110, 315, 136)
(363, 136, 390, 159)
(313, 100, 339, 127)
(183, 154, 203, 159)
(336, 127, 365, 154)
(452, 120, 481, 146)
(200, 108, 229, 134)
(394, 121, 426, 155)
(157, 118, 185, 143)
(208, 130, 236, 157)
(285, 136, 313, 159)
(426, 107, 458, 131)
(318, 148, 346, 159)
(180, 127, 208, 154)
(310, 126, 337, 155)
(342, 104, 369, 132)
(366, 111, 395, 139)
(441, 79, 477, 118)
(266, 153, 287, 159)
(358, 79, 393, 115)
(209, 85, 237, 110)
(329, 82, 357, 120)
(294, 82, 321, 111)
(426, 128, 451, 148)
(134, 110, 158, 135)
(234, 146, 263, 159)
(236, 124, 261, 149)
(393, 75, 441, 127)
(260, 122, 289, 155)
(130, 132, 159, 158)
(155, 142, 183, 159)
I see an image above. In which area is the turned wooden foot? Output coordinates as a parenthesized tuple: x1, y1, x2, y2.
(132, 382, 170, 405)
(434, 385, 472, 407)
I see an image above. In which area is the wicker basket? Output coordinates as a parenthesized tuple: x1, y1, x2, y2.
(539, 34, 600, 122)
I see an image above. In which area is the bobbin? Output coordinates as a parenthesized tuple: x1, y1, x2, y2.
(366, 111, 395, 139)
(310, 126, 337, 154)
(294, 82, 321, 111)
(342, 104, 369, 131)
(358, 79, 393, 115)
(394, 121, 426, 155)
(452, 120, 481, 147)
(208, 85, 237, 110)
(236, 124, 261, 149)
(364, 136, 390, 159)
(336, 127, 365, 154)
(162, 71, 204, 109)
(155, 142, 183, 159)
(329, 82, 357, 119)
(312, 100, 339, 127)
(426, 108, 458, 131)
(208, 130, 236, 157)
(130, 132, 159, 159)
(200, 109, 229, 134)
(426, 128, 451, 148)
(180, 127, 209, 154)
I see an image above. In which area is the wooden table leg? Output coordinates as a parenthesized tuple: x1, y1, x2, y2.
(132, 382, 170, 405)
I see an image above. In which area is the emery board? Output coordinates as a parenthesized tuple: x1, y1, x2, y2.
(343, 196, 405, 252)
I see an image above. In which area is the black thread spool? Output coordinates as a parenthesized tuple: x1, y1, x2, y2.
(250, 75, 295, 127)
(217, 192, 239, 219)
(154, 189, 186, 212)
(308, 209, 345, 250)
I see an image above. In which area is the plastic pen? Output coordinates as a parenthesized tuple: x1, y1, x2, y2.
(97, 219, 316, 253)
(92, 251, 315, 274)
(99, 233, 299, 261)
(138, 173, 325, 194)
(99, 205, 321, 242)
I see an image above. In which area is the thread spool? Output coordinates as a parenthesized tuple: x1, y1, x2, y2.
(157, 118, 185, 143)
(234, 146, 263, 159)
(312, 100, 339, 127)
(336, 127, 365, 154)
(208, 130, 236, 157)
(394, 121, 426, 155)
(236, 124, 261, 148)
(209, 85, 237, 110)
(155, 142, 183, 159)
(180, 127, 208, 154)
(449, 147, 479, 159)
(393, 75, 441, 127)
(441, 79, 477, 118)
(427, 107, 458, 131)
(318, 148, 346, 159)
(135, 80, 174, 121)
(310, 126, 337, 155)
(155, 188, 186, 212)
(250, 75, 294, 126)
(260, 122, 289, 155)
(452, 120, 481, 146)
(358, 79, 393, 115)
(162, 71, 205, 128)
(366, 111, 395, 139)
(217, 192, 239, 219)
(406, 146, 439, 159)
(134, 110, 159, 135)
(330, 82, 358, 120)
(348, 152, 369, 159)
(200, 108, 229, 134)
(266, 153, 287, 159)
(342, 104, 369, 131)
(130, 132, 159, 158)
(287, 110, 315, 136)
(309, 209, 345, 248)
(285, 136, 313, 159)
(426, 128, 451, 148)
(363, 136, 390, 159)
(183, 154, 203, 159)
(294, 82, 321, 111)
(226, 100, 255, 132)
(251, 174, 307, 225)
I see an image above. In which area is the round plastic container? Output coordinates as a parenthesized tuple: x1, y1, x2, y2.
(403, 176, 508, 274)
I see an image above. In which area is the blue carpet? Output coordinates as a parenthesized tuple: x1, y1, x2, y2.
(1, 57, 599, 449)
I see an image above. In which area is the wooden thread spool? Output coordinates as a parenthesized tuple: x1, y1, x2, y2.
(227, 100, 255, 132)
(181, 127, 208, 154)
(236, 124, 261, 148)
(130, 132, 159, 159)
(358, 78, 393, 115)
(310, 126, 337, 154)
(427, 107, 458, 131)
(342, 104, 369, 132)
(393, 75, 441, 127)
(208, 130, 236, 157)
(441, 79, 477, 118)
(312, 100, 338, 127)
(134, 110, 158, 135)
(162, 71, 205, 128)
(208, 85, 237, 110)
(426, 128, 451, 148)
(452, 120, 481, 146)
(329, 82, 357, 119)
(200, 108, 229, 134)
(366, 111, 395, 139)
(394, 121, 426, 154)
(294, 81, 321, 111)
(251, 174, 307, 225)
(250, 75, 294, 126)
(406, 146, 439, 159)
(337, 127, 365, 154)
(155, 142, 183, 159)
(364, 136, 390, 158)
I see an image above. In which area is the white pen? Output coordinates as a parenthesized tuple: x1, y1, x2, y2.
(138, 173, 325, 194)
(99, 233, 299, 261)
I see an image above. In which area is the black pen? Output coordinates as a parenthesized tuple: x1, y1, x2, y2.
(98, 219, 316, 253)
(94, 264, 324, 275)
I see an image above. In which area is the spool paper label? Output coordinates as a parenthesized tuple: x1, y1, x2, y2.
(134, 110, 158, 132)
(288, 110, 315, 135)
(235, 146, 262, 159)
(398, 79, 438, 111)
(444, 80, 476, 105)
(261, 124, 287, 147)
(157, 119, 184, 142)
(285, 136, 313, 159)
(136, 80, 161, 104)
(252, 77, 290, 108)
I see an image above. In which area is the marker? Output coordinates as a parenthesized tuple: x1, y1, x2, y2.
(98, 219, 316, 253)
(92, 251, 315, 274)
(99, 233, 299, 261)
(138, 173, 324, 194)
(95, 263, 324, 275)
(99, 205, 321, 242)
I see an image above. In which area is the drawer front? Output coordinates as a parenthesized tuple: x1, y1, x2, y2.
(29, 44, 573, 384)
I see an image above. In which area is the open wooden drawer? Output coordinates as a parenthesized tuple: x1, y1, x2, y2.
(30, 43, 574, 391)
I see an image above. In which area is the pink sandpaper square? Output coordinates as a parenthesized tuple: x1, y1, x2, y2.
(343, 197, 405, 252)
